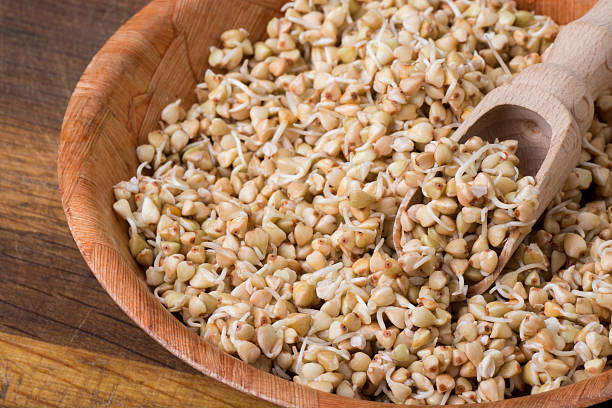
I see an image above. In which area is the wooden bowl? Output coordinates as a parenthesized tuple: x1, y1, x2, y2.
(58, 1, 611, 407)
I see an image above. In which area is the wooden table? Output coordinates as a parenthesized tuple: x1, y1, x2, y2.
(0, 1, 277, 406)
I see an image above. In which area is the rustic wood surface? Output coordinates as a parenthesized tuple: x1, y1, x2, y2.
(0, 0, 200, 370)
(0, 332, 276, 408)
(0, 0, 609, 407)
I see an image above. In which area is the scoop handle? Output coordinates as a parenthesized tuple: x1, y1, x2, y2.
(512, 0, 612, 134)
(547, 0, 612, 97)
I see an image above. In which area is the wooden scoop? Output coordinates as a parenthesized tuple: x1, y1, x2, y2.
(393, 0, 612, 296)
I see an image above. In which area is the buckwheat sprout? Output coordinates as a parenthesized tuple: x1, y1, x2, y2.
(483, 32, 512, 77)
(425, 202, 445, 227)
(152, 160, 171, 179)
(316, 195, 346, 204)
(229, 131, 247, 167)
(443, 79, 458, 104)
(494, 220, 536, 229)
(354, 291, 369, 309)
(455, 143, 506, 182)
(126, 218, 139, 238)
(443, 0, 462, 17)
(215, 268, 228, 285)
(579, 161, 600, 168)
(376, 307, 388, 331)
(530, 17, 553, 37)
(286, 15, 320, 29)
(152, 250, 163, 269)
(136, 161, 150, 179)
(453, 275, 467, 297)
(229, 102, 249, 114)
(187, 317, 204, 328)
(306, 263, 343, 285)
(170, 167, 190, 190)
(230, 163, 245, 177)
(491, 282, 525, 309)
(414, 254, 435, 269)
(152, 140, 167, 170)
(153, 286, 167, 304)
(547, 199, 574, 216)
(413, 385, 434, 400)
(374, 382, 388, 398)
(572, 289, 597, 299)
(341, 207, 359, 229)
(560, 224, 586, 238)
(583, 137, 607, 156)
(510, 263, 548, 275)
(597, 240, 612, 258)
(596, 280, 612, 293)
(452, 156, 465, 167)
(532, 341, 577, 358)
(482, 315, 512, 323)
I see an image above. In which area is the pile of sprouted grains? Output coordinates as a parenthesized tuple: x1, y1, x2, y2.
(112, 0, 612, 403)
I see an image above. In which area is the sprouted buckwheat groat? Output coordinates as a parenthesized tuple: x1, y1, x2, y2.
(112, 0, 612, 404)
(395, 136, 539, 294)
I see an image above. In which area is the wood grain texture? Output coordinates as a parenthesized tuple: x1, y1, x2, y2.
(520, 0, 599, 21)
(0, 332, 277, 408)
(0, 0, 210, 371)
(57, 0, 612, 407)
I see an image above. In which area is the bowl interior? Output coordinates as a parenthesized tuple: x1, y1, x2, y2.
(59, 1, 611, 407)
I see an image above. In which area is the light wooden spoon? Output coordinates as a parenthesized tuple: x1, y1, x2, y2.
(393, 0, 612, 296)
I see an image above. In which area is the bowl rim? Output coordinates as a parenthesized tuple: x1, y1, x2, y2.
(58, 0, 612, 407)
